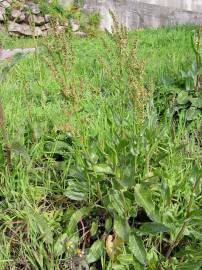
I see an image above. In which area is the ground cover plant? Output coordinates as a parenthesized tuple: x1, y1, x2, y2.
(0, 16, 202, 270)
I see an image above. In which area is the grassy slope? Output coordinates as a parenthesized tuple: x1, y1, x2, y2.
(0, 25, 201, 269)
(0, 25, 194, 132)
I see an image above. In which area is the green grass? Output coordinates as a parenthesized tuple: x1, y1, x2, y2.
(0, 25, 201, 270)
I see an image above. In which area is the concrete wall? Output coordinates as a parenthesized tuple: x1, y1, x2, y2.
(83, 0, 202, 30)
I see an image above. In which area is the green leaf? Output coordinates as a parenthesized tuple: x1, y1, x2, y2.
(45, 140, 70, 155)
(35, 213, 53, 244)
(129, 234, 147, 266)
(190, 97, 202, 108)
(108, 190, 126, 217)
(64, 176, 89, 202)
(111, 264, 127, 270)
(105, 217, 113, 232)
(68, 208, 90, 234)
(117, 254, 134, 265)
(64, 190, 87, 201)
(90, 222, 98, 237)
(177, 91, 190, 105)
(134, 184, 159, 222)
(114, 217, 130, 242)
(186, 107, 201, 121)
(86, 239, 104, 264)
(12, 141, 30, 161)
(93, 164, 113, 174)
(139, 222, 170, 235)
(54, 233, 67, 256)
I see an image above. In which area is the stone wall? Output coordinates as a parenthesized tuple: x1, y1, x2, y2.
(83, 0, 202, 31)
(0, 0, 88, 37)
(1, 0, 202, 36)
(0, 0, 51, 36)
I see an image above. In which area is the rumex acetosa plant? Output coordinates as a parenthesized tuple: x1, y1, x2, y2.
(175, 26, 202, 123)
(42, 21, 83, 108)
(103, 11, 150, 123)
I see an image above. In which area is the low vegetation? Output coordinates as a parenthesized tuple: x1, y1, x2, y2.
(0, 17, 201, 270)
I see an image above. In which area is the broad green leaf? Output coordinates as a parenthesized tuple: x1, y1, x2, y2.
(45, 141, 70, 152)
(190, 97, 202, 108)
(177, 91, 190, 105)
(86, 239, 104, 264)
(64, 178, 89, 201)
(117, 254, 134, 265)
(90, 222, 98, 236)
(54, 233, 67, 256)
(186, 107, 200, 121)
(147, 248, 158, 270)
(68, 207, 90, 234)
(105, 217, 113, 232)
(93, 164, 113, 174)
(35, 213, 53, 244)
(134, 184, 159, 222)
(108, 190, 126, 217)
(111, 264, 127, 270)
(139, 222, 170, 234)
(114, 217, 130, 242)
(129, 234, 147, 266)
(12, 141, 30, 161)
(64, 190, 87, 201)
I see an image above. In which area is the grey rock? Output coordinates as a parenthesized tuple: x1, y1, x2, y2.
(70, 19, 79, 32)
(74, 31, 87, 38)
(40, 22, 50, 31)
(11, 9, 26, 22)
(1, 0, 10, 8)
(83, 0, 202, 31)
(44, 14, 51, 23)
(0, 6, 5, 21)
(0, 48, 36, 61)
(25, 2, 40, 15)
(8, 21, 43, 36)
(59, 0, 74, 8)
(29, 14, 45, 26)
(11, 9, 21, 19)
(19, 12, 26, 22)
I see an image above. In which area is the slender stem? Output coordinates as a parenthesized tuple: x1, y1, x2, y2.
(0, 101, 12, 172)
(195, 27, 201, 96)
